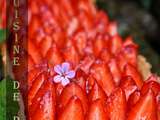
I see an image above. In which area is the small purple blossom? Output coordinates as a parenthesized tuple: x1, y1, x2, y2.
(53, 62, 75, 86)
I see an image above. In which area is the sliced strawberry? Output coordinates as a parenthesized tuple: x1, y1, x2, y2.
(45, 43, 63, 66)
(38, 35, 53, 57)
(120, 76, 138, 100)
(78, 55, 95, 74)
(156, 92, 160, 120)
(84, 40, 94, 55)
(73, 31, 87, 56)
(28, 64, 48, 87)
(52, 31, 67, 48)
(141, 80, 160, 96)
(78, 9, 93, 31)
(90, 60, 115, 96)
(28, 55, 35, 71)
(23, 0, 160, 119)
(109, 34, 122, 55)
(93, 35, 107, 57)
(55, 83, 64, 99)
(87, 99, 109, 120)
(29, 78, 55, 115)
(75, 69, 87, 91)
(60, 0, 75, 20)
(57, 9, 70, 30)
(28, 71, 48, 106)
(127, 90, 141, 111)
(28, 16, 42, 41)
(121, 36, 138, 66)
(123, 64, 143, 89)
(63, 40, 80, 67)
(28, 39, 43, 64)
(58, 96, 84, 120)
(78, 0, 96, 17)
(122, 45, 138, 67)
(108, 58, 122, 86)
(106, 88, 126, 120)
(43, 0, 59, 9)
(94, 11, 109, 33)
(88, 81, 108, 106)
(116, 50, 127, 72)
(43, 19, 58, 35)
(0, 0, 6, 28)
(158, 110, 160, 120)
(141, 76, 160, 120)
(127, 89, 157, 120)
(99, 48, 112, 63)
(30, 91, 55, 120)
(123, 36, 138, 48)
(87, 75, 97, 92)
(59, 82, 88, 114)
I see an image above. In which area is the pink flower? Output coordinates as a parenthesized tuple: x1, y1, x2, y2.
(53, 62, 75, 86)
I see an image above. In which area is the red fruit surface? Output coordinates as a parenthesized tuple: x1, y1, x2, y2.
(127, 90, 141, 111)
(45, 44, 63, 66)
(127, 90, 158, 120)
(106, 88, 127, 120)
(90, 61, 115, 96)
(87, 99, 109, 120)
(28, 71, 48, 106)
(5, 0, 160, 119)
(88, 81, 108, 106)
(141, 80, 160, 96)
(108, 58, 122, 86)
(109, 34, 122, 55)
(29, 78, 56, 120)
(120, 76, 138, 100)
(0, 0, 6, 28)
(123, 64, 143, 89)
(58, 82, 88, 114)
(75, 69, 87, 91)
(58, 96, 84, 120)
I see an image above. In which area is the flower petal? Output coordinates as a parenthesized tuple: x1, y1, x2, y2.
(54, 65, 62, 75)
(61, 77, 70, 86)
(53, 75, 62, 83)
(66, 70, 75, 79)
(62, 62, 70, 73)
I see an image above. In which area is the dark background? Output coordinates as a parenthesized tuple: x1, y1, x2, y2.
(97, 0, 160, 75)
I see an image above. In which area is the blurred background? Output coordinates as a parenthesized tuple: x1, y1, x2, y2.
(96, 0, 160, 75)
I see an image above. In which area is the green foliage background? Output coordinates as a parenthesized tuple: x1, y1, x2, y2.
(0, 76, 19, 120)
(0, 30, 19, 119)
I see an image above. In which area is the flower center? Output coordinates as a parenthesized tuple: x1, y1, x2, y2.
(61, 72, 66, 78)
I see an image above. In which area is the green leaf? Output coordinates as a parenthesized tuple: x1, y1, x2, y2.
(0, 76, 20, 120)
(0, 29, 6, 43)
(0, 78, 6, 120)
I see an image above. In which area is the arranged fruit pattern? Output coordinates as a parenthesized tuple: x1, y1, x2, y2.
(8, 0, 160, 119)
